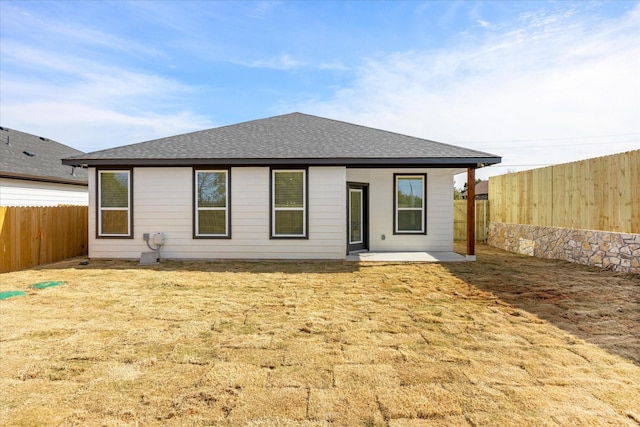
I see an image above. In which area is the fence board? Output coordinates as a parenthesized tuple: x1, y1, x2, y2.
(631, 150, 640, 231)
(489, 150, 639, 233)
(0, 206, 88, 273)
(454, 200, 488, 242)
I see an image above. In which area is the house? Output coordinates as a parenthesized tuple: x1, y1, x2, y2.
(462, 180, 489, 200)
(62, 113, 500, 260)
(0, 127, 88, 206)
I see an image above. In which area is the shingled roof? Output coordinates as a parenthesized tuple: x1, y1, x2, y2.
(0, 127, 88, 185)
(63, 113, 501, 168)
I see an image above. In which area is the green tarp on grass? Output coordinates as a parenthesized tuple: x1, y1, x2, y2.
(30, 281, 64, 289)
(0, 290, 27, 300)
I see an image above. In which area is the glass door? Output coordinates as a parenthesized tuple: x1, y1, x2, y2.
(348, 184, 367, 253)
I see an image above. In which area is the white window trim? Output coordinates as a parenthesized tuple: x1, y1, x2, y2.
(195, 169, 229, 237)
(394, 174, 426, 234)
(98, 169, 131, 237)
(271, 169, 307, 238)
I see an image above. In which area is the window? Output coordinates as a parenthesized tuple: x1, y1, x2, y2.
(271, 169, 307, 238)
(194, 169, 229, 237)
(98, 169, 132, 237)
(394, 174, 426, 234)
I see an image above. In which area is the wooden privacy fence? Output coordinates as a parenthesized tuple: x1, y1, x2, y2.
(489, 150, 640, 233)
(0, 206, 88, 273)
(454, 200, 488, 242)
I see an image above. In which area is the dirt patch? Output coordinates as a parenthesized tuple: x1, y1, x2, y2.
(1, 248, 639, 425)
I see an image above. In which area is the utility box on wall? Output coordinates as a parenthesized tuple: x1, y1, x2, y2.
(152, 233, 164, 245)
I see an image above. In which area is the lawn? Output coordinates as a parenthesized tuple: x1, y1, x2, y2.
(1, 245, 639, 426)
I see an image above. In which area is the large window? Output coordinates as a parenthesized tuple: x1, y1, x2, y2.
(271, 169, 307, 238)
(394, 174, 426, 234)
(194, 169, 229, 238)
(98, 169, 132, 237)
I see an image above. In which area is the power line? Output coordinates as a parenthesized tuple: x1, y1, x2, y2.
(479, 139, 639, 150)
(488, 164, 553, 168)
(456, 132, 639, 144)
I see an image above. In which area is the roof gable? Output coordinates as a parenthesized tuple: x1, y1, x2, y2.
(0, 127, 88, 185)
(63, 113, 501, 168)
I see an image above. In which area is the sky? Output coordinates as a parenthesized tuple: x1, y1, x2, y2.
(1, 0, 639, 187)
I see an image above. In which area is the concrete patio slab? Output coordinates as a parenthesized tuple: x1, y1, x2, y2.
(346, 251, 469, 262)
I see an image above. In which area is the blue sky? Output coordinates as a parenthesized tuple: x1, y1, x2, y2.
(1, 1, 639, 185)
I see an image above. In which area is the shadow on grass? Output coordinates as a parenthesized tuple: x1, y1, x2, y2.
(444, 245, 640, 366)
(28, 256, 363, 274)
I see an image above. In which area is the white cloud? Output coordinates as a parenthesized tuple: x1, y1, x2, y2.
(0, 3, 213, 151)
(248, 1, 282, 19)
(246, 53, 307, 70)
(299, 3, 640, 185)
(0, 42, 211, 151)
(1, 4, 161, 58)
(237, 53, 350, 72)
(1, 102, 212, 152)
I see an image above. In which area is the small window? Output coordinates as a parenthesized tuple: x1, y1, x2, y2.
(394, 174, 426, 234)
(98, 170, 132, 237)
(195, 169, 229, 238)
(271, 169, 307, 238)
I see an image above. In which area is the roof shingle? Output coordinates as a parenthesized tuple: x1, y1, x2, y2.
(0, 127, 88, 184)
(63, 113, 501, 168)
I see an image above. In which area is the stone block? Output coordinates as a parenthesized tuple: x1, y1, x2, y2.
(589, 254, 603, 265)
(517, 238, 535, 256)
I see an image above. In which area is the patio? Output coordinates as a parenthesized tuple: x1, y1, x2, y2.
(346, 251, 469, 262)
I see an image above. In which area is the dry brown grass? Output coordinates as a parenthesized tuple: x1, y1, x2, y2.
(1, 246, 639, 426)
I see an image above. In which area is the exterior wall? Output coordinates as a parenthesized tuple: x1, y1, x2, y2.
(88, 166, 347, 260)
(346, 168, 455, 252)
(0, 177, 88, 206)
(88, 166, 456, 260)
(488, 222, 640, 273)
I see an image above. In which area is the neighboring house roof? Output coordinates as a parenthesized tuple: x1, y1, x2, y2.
(63, 113, 501, 168)
(462, 180, 489, 198)
(476, 180, 489, 195)
(0, 126, 88, 185)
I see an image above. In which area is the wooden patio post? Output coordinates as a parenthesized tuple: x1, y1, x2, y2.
(467, 167, 476, 258)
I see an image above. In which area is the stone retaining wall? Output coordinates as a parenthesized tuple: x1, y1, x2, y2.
(488, 222, 640, 274)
